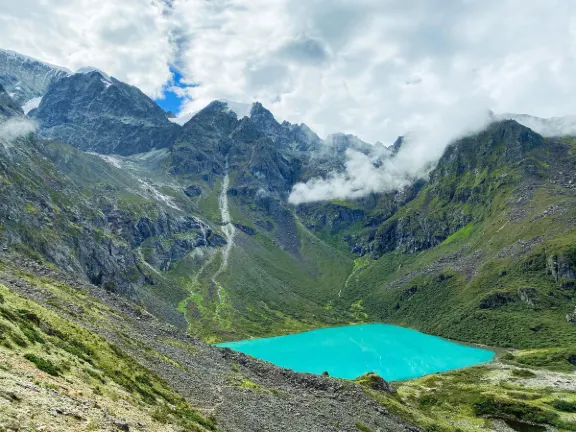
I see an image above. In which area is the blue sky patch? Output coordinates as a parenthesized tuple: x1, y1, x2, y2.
(155, 67, 192, 114)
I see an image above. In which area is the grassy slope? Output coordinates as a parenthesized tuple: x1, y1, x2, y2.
(173, 191, 355, 342)
(341, 140, 576, 352)
(0, 283, 216, 431)
(364, 363, 576, 432)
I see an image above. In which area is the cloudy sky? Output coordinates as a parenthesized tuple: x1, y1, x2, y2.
(1, 0, 575, 145)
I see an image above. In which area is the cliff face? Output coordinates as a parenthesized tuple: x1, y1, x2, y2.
(0, 48, 70, 105)
(33, 71, 179, 155)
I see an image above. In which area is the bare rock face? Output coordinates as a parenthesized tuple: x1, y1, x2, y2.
(33, 71, 180, 155)
(547, 253, 576, 281)
(517, 288, 541, 308)
(0, 48, 70, 105)
(0, 84, 23, 120)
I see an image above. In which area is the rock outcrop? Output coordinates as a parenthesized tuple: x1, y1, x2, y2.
(33, 70, 180, 155)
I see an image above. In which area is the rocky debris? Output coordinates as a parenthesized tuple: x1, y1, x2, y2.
(496, 237, 542, 259)
(479, 292, 516, 310)
(567, 307, 576, 327)
(388, 251, 482, 292)
(531, 205, 562, 222)
(0, 256, 417, 432)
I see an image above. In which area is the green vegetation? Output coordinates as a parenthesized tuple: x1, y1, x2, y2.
(511, 368, 537, 378)
(355, 421, 374, 432)
(376, 364, 576, 431)
(0, 283, 216, 431)
(24, 353, 61, 376)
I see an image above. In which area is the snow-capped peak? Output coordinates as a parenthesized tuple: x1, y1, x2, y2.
(76, 66, 112, 82)
(0, 48, 72, 74)
(218, 99, 252, 119)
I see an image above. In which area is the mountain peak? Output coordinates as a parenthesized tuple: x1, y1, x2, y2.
(497, 112, 576, 137)
(249, 101, 282, 135)
(32, 70, 178, 155)
(76, 66, 112, 82)
(0, 48, 70, 105)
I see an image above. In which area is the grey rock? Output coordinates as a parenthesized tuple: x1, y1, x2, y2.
(0, 48, 70, 105)
(33, 71, 179, 155)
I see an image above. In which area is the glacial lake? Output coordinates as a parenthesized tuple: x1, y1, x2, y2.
(216, 324, 494, 381)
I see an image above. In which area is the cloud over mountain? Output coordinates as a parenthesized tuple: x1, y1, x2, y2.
(2, 0, 575, 148)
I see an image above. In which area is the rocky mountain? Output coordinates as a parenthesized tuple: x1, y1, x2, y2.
(0, 84, 23, 119)
(498, 112, 576, 137)
(32, 70, 180, 155)
(1, 50, 576, 431)
(0, 48, 70, 105)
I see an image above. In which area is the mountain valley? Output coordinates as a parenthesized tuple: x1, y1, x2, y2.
(0, 48, 575, 431)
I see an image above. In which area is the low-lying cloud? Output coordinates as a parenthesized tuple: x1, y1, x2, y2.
(0, 118, 37, 141)
(498, 113, 576, 138)
(289, 100, 492, 204)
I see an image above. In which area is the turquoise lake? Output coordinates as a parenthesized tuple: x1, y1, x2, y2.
(216, 324, 494, 381)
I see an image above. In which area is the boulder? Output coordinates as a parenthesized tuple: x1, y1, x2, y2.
(479, 292, 516, 310)
(355, 372, 395, 393)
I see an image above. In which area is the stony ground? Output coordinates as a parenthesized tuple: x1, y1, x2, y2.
(0, 349, 183, 432)
(0, 255, 417, 432)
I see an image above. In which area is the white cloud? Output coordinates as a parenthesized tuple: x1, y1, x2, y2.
(1, 1, 576, 199)
(289, 98, 492, 204)
(0, 118, 36, 141)
(0, 0, 174, 97)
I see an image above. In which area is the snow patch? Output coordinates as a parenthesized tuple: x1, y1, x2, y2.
(218, 99, 252, 119)
(0, 48, 72, 74)
(22, 96, 42, 114)
(138, 179, 181, 211)
(169, 112, 195, 125)
(88, 153, 124, 169)
(76, 66, 111, 81)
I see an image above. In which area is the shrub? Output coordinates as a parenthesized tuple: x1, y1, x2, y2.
(551, 400, 576, 413)
(512, 368, 536, 378)
(24, 353, 61, 376)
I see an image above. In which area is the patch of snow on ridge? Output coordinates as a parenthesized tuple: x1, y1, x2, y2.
(218, 99, 252, 118)
(0, 48, 72, 74)
(77, 66, 112, 81)
(22, 96, 42, 114)
(88, 152, 124, 169)
(169, 112, 195, 125)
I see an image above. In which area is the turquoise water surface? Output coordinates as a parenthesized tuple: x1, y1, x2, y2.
(216, 324, 494, 381)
